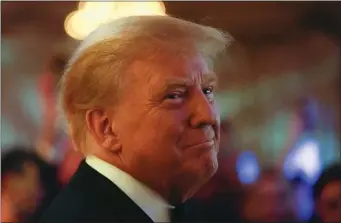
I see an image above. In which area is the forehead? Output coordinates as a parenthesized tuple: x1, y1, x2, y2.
(321, 181, 341, 199)
(20, 162, 39, 176)
(129, 52, 216, 85)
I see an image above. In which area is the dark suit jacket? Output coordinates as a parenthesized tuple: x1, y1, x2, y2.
(38, 161, 153, 223)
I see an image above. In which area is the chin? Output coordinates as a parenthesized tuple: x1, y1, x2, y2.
(183, 163, 217, 202)
(178, 151, 218, 200)
(190, 151, 218, 190)
(202, 149, 219, 175)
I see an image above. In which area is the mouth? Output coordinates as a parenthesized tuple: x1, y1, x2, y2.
(185, 139, 215, 150)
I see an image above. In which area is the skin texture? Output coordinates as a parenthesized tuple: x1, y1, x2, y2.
(86, 52, 220, 204)
(316, 181, 341, 223)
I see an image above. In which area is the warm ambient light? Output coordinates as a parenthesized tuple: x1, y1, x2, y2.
(64, 1, 167, 40)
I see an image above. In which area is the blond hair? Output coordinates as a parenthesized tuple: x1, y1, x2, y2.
(60, 15, 233, 153)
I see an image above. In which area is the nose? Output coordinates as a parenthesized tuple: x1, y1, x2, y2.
(189, 91, 219, 129)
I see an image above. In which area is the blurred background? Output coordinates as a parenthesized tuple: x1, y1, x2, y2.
(1, 2, 341, 223)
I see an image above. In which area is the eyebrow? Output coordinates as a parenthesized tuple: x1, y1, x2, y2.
(166, 72, 217, 86)
(203, 72, 218, 84)
(158, 72, 218, 94)
(161, 80, 191, 93)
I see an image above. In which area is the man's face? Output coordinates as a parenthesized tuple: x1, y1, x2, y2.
(112, 52, 220, 201)
(317, 181, 341, 223)
(10, 162, 41, 214)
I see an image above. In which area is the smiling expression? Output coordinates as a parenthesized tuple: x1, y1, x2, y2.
(110, 51, 220, 201)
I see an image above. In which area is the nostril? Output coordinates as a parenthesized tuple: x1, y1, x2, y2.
(197, 123, 209, 129)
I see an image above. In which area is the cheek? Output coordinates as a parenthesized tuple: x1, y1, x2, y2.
(118, 109, 186, 162)
(145, 118, 184, 157)
(129, 109, 184, 139)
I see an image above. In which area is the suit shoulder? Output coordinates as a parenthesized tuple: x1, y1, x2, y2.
(38, 186, 90, 223)
(39, 183, 123, 223)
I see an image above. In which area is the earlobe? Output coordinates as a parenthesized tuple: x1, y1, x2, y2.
(102, 137, 113, 149)
(102, 135, 122, 153)
(107, 121, 122, 153)
(103, 121, 122, 153)
(110, 140, 122, 153)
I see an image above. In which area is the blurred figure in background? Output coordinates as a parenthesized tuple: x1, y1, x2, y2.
(311, 162, 341, 223)
(1, 149, 43, 223)
(27, 55, 79, 221)
(57, 144, 83, 185)
(37, 54, 83, 187)
(29, 152, 61, 222)
(1, 54, 80, 223)
(240, 167, 295, 223)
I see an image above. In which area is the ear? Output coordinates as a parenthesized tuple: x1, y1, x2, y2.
(85, 108, 121, 153)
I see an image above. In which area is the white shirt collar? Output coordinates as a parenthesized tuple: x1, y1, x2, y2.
(86, 155, 173, 222)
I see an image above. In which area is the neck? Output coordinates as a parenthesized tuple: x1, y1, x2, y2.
(1, 193, 19, 222)
(93, 152, 175, 204)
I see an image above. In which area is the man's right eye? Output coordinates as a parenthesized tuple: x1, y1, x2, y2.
(165, 92, 185, 101)
(166, 93, 182, 100)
